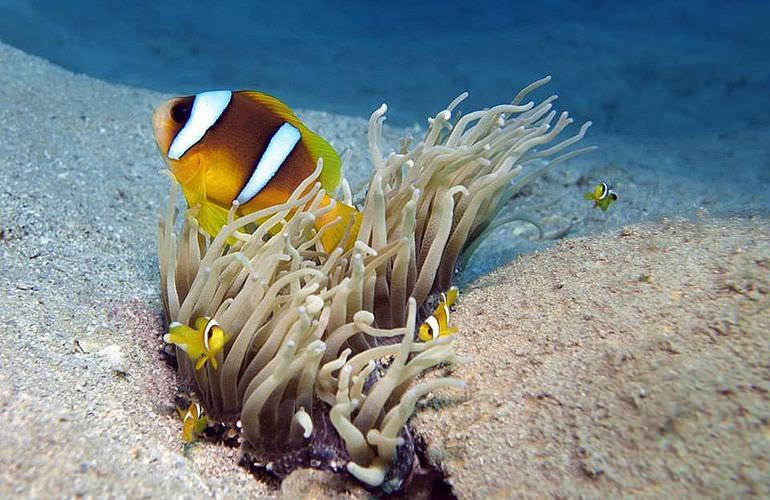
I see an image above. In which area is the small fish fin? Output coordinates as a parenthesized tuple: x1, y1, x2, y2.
(442, 326, 459, 337)
(195, 416, 208, 434)
(179, 168, 207, 210)
(239, 91, 341, 192)
(301, 130, 341, 192)
(316, 199, 362, 253)
(239, 91, 303, 128)
(195, 356, 208, 371)
(583, 191, 595, 201)
(434, 303, 450, 326)
(165, 323, 197, 345)
(194, 317, 209, 330)
(444, 286, 459, 307)
(196, 201, 231, 240)
(166, 324, 205, 361)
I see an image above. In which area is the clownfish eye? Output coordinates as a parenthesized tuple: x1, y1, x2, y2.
(171, 102, 191, 124)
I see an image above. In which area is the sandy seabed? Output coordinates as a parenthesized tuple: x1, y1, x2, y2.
(0, 41, 767, 498)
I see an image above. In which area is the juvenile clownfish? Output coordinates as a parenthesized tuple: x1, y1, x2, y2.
(152, 90, 362, 251)
(177, 401, 207, 444)
(418, 286, 459, 341)
(164, 317, 230, 370)
(584, 182, 619, 211)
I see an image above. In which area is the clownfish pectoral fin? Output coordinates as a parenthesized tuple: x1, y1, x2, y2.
(583, 191, 595, 201)
(238, 91, 341, 192)
(316, 199, 362, 253)
(194, 355, 209, 370)
(196, 201, 242, 244)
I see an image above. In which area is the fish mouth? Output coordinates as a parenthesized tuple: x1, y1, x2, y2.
(151, 98, 203, 189)
(152, 99, 177, 155)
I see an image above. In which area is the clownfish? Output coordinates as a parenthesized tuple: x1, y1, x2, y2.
(177, 401, 207, 444)
(418, 286, 459, 341)
(164, 317, 230, 370)
(152, 90, 362, 251)
(584, 182, 619, 211)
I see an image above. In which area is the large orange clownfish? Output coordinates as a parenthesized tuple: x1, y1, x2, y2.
(152, 90, 361, 251)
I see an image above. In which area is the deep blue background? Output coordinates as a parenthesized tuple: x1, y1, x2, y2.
(1, 0, 768, 188)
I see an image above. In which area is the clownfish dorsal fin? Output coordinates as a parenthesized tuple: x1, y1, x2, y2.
(238, 91, 341, 193)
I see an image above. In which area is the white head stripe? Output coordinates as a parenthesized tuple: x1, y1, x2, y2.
(167, 90, 232, 160)
(202, 319, 219, 352)
(235, 122, 301, 205)
(598, 183, 608, 200)
(426, 316, 440, 340)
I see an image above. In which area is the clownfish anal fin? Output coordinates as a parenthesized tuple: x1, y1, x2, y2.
(316, 201, 362, 252)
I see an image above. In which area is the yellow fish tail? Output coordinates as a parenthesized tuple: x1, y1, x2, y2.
(165, 322, 205, 362)
(443, 326, 459, 336)
(443, 286, 459, 307)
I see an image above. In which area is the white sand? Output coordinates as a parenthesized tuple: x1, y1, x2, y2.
(1, 41, 767, 497)
(415, 217, 769, 497)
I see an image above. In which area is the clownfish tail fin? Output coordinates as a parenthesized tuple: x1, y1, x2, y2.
(301, 131, 341, 192)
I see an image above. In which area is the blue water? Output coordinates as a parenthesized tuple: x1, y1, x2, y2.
(1, 0, 768, 195)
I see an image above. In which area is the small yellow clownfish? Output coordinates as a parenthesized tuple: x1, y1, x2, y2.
(584, 182, 619, 211)
(177, 401, 207, 444)
(164, 317, 230, 370)
(419, 286, 459, 341)
(152, 90, 362, 251)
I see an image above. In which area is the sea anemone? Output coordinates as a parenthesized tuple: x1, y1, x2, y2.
(157, 76, 592, 490)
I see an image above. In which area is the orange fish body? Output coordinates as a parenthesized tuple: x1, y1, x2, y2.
(152, 90, 360, 251)
(418, 286, 459, 341)
(177, 401, 207, 444)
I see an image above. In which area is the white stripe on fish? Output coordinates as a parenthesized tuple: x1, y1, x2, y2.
(168, 90, 232, 160)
